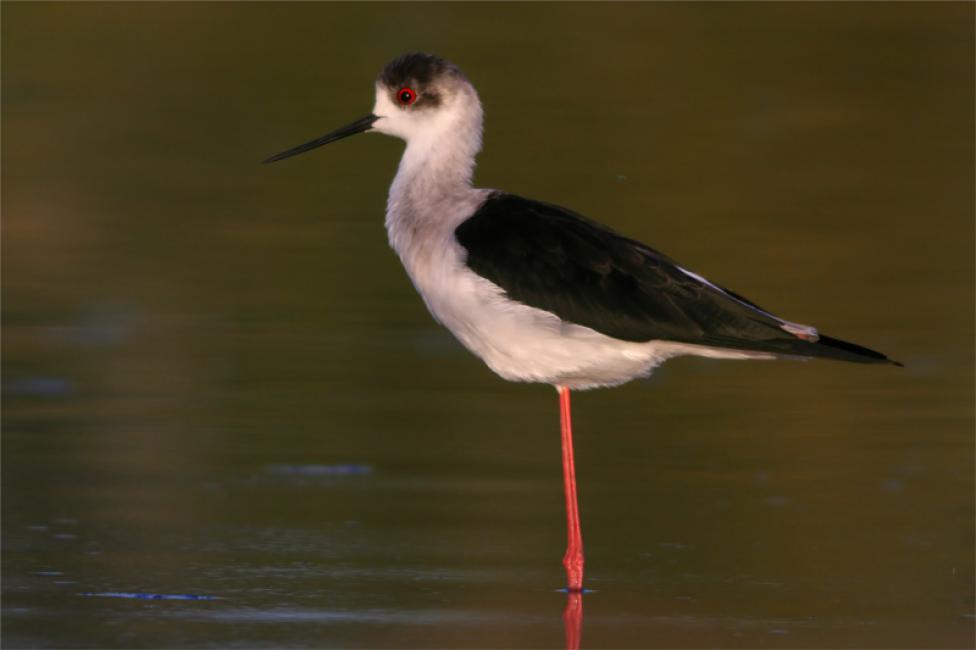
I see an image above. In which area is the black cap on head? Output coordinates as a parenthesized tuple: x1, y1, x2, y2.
(379, 53, 462, 89)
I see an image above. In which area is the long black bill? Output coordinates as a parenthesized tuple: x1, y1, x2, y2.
(263, 114, 379, 164)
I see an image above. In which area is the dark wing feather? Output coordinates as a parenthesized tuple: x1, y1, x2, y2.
(455, 192, 896, 364)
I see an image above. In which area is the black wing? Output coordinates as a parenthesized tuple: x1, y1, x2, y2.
(455, 192, 896, 364)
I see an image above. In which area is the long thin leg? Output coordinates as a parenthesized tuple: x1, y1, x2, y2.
(558, 386, 585, 592)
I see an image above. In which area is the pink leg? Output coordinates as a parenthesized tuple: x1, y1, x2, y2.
(558, 386, 585, 592)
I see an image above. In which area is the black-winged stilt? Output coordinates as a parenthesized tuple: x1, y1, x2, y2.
(265, 53, 899, 593)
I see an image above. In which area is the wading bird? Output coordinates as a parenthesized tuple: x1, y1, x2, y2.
(265, 53, 898, 592)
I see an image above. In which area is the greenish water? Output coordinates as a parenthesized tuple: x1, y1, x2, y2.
(2, 3, 973, 648)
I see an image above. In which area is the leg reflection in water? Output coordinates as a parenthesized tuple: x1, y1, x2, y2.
(563, 591, 584, 650)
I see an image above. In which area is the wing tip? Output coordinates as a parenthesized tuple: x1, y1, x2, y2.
(816, 333, 901, 366)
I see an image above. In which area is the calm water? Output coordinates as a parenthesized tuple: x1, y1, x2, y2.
(3, 3, 973, 648)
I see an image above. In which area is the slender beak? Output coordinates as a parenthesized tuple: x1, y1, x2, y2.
(263, 114, 379, 164)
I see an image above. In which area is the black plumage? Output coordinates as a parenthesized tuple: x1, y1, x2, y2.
(455, 192, 898, 365)
(379, 52, 455, 87)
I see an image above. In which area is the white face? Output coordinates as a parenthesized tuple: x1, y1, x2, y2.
(370, 84, 415, 139)
(370, 79, 481, 145)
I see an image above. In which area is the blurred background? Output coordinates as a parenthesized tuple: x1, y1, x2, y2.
(2, 3, 973, 648)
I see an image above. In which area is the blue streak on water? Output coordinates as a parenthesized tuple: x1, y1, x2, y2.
(79, 592, 220, 601)
(264, 464, 373, 477)
(4, 378, 73, 398)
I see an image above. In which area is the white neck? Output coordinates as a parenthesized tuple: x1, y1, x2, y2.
(388, 106, 482, 204)
(384, 97, 485, 263)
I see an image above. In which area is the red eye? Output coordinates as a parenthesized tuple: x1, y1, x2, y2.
(397, 87, 416, 105)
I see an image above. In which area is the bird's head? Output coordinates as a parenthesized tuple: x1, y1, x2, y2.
(264, 53, 482, 164)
